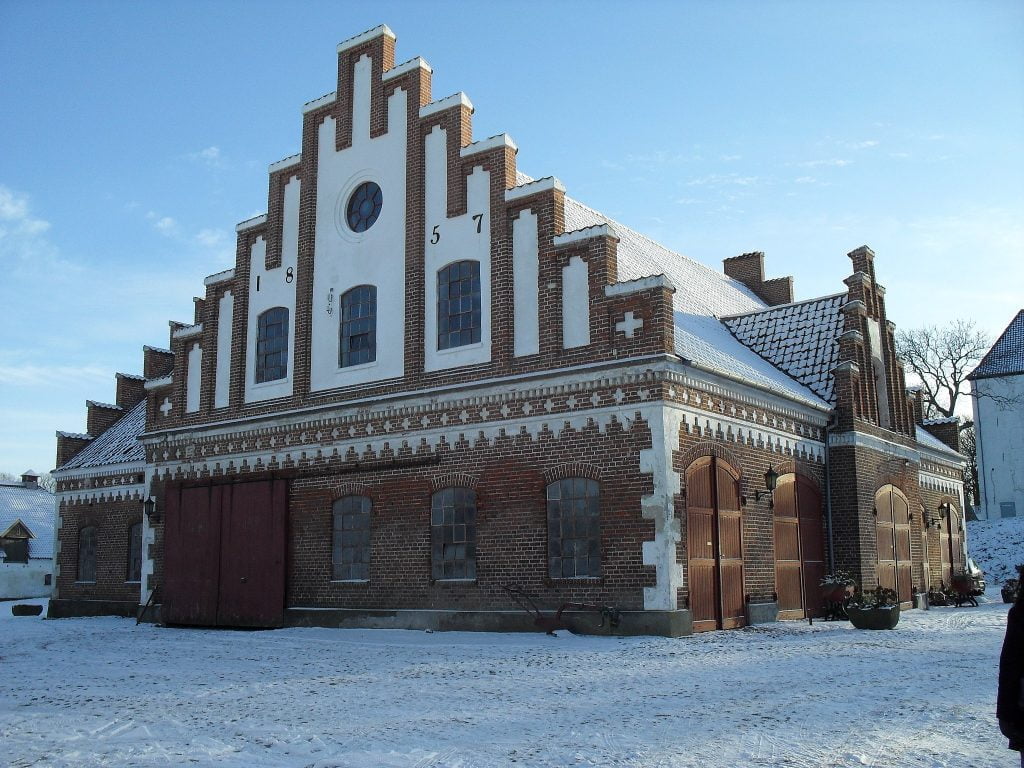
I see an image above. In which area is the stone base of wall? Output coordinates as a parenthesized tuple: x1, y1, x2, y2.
(745, 601, 779, 625)
(285, 606, 694, 637)
(47, 598, 139, 619)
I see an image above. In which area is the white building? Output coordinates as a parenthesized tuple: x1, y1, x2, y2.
(969, 310, 1024, 520)
(0, 471, 55, 598)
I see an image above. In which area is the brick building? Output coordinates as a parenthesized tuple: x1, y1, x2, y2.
(51, 25, 967, 634)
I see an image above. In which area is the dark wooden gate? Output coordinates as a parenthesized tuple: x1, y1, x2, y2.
(163, 478, 288, 628)
(774, 474, 825, 619)
(945, 503, 964, 582)
(875, 485, 912, 604)
(686, 457, 745, 632)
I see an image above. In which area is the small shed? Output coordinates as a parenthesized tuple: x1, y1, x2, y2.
(0, 471, 55, 598)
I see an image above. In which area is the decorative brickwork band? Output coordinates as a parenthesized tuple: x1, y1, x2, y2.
(677, 441, 744, 478)
(541, 462, 603, 484)
(430, 471, 479, 491)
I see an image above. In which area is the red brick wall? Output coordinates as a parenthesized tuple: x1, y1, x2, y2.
(286, 416, 656, 611)
(55, 498, 143, 604)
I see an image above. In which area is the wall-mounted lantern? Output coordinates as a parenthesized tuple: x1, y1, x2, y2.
(143, 496, 160, 525)
(755, 465, 779, 509)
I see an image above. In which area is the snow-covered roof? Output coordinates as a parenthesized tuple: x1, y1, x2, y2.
(915, 425, 964, 462)
(58, 400, 146, 471)
(0, 483, 54, 559)
(722, 294, 847, 404)
(968, 309, 1024, 380)
(559, 192, 830, 410)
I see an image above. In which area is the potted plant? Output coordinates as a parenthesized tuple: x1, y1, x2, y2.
(846, 587, 900, 630)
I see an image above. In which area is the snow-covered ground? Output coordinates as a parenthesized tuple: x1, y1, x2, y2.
(969, 514, 1024, 588)
(1, 597, 1015, 768)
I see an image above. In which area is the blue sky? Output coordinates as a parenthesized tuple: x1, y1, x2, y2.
(1, 0, 1022, 476)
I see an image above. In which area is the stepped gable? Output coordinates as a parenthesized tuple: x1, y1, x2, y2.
(721, 294, 847, 403)
(560, 192, 828, 410)
(58, 400, 146, 470)
(968, 309, 1024, 379)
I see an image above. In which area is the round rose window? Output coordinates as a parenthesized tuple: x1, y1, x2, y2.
(346, 181, 383, 232)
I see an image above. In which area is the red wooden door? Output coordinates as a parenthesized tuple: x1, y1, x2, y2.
(687, 458, 719, 633)
(797, 479, 826, 615)
(716, 462, 745, 629)
(939, 523, 952, 587)
(162, 478, 287, 628)
(163, 484, 222, 626)
(947, 505, 964, 575)
(686, 457, 745, 632)
(892, 493, 913, 604)
(774, 475, 825, 619)
(216, 479, 288, 628)
(875, 485, 911, 602)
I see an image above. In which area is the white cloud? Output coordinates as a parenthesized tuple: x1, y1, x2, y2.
(794, 176, 817, 184)
(195, 228, 228, 248)
(720, 154, 742, 162)
(686, 173, 760, 187)
(146, 211, 178, 236)
(796, 158, 852, 168)
(846, 140, 879, 149)
(0, 362, 111, 388)
(188, 146, 224, 168)
(0, 185, 51, 237)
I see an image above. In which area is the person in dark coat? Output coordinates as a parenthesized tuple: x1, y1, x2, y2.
(999, 565, 1024, 766)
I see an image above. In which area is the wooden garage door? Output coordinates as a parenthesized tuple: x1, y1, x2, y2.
(163, 478, 288, 628)
(774, 474, 825, 619)
(875, 485, 912, 604)
(686, 457, 745, 632)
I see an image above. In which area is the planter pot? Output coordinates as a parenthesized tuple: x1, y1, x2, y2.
(11, 604, 44, 617)
(846, 604, 900, 630)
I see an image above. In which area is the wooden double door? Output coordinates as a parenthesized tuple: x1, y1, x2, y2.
(686, 457, 745, 632)
(938, 503, 964, 587)
(773, 474, 826, 619)
(875, 485, 913, 604)
(163, 478, 288, 628)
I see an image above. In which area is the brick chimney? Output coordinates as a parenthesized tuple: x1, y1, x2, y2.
(723, 251, 794, 306)
(922, 417, 960, 453)
(907, 387, 925, 426)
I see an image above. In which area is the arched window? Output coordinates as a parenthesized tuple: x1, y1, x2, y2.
(437, 261, 481, 350)
(430, 487, 476, 580)
(332, 496, 371, 580)
(256, 307, 289, 383)
(126, 522, 143, 583)
(77, 526, 97, 583)
(546, 478, 601, 578)
(339, 285, 377, 367)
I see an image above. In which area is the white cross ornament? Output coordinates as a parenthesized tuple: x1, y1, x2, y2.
(616, 311, 643, 338)
(159, 397, 173, 417)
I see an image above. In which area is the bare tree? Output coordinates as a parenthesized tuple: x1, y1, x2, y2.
(896, 320, 990, 419)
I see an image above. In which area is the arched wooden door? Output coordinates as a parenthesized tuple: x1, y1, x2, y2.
(774, 474, 826, 619)
(945, 503, 964, 577)
(875, 485, 912, 604)
(686, 456, 745, 632)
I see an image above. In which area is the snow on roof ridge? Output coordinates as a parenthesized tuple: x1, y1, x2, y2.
(420, 92, 473, 118)
(236, 214, 268, 232)
(56, 431, 92, 440)
(143, 345, 172, 355)
(302, 92, 337, 113)
(383, 56, 431, 80)
(721, 292, 848, 320)
(336, 24, 395, 54)
(269, 154, 301, 173)
(460, 133, 517, 158)
(923, 416, 959, 425)
(117, 372, 145, 381)
(86, 400, 123, 411)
